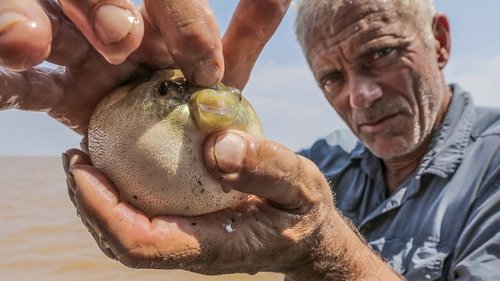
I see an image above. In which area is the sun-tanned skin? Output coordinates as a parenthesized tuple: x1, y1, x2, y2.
(64, 0, 452, 280)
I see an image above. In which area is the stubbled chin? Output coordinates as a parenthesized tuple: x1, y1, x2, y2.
(363, 134, 421, 160)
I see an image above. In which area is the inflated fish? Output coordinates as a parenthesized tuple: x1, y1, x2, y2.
(88, 69, 263, 216)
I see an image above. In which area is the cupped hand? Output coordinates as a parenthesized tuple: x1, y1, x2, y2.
(63, 131, 336, 275)
(0, 0, 290, 134)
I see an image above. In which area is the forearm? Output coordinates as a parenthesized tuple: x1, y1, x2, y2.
(284, 211, 403, 281)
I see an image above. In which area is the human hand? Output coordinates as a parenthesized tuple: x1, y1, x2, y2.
(0, 0, 290, 134)
(63, 130, 338, 275)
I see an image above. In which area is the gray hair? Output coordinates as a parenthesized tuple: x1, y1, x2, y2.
(294, 0, 436, 51)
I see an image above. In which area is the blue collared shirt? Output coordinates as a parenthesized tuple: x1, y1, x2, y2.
(299, 84, 500, 280)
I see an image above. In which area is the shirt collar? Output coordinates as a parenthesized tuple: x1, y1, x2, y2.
(350, 84, 475, 179)
(417, 84, 475, 178)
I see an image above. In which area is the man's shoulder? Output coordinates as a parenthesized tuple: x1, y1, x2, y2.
(298, 128, 359, 169)
(323, 128, 359, 152)
(473, 105, 500, 138)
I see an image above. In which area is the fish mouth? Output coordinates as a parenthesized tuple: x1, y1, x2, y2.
(197, 102, 237, 117)
(188, 88, 241, 133)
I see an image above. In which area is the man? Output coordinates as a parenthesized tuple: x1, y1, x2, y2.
(67, 0, 500, 279)
(294, 0, 500, 279)
(5, 0, 499, 280)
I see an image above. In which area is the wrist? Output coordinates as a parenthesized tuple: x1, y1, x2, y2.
(284, 210, 402, 281)
(283, 211, 356, 281)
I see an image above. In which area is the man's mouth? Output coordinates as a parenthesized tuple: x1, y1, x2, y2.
(358, 113, 400, 134)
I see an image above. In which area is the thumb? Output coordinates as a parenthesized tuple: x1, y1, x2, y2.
(203, 131, 329, 212)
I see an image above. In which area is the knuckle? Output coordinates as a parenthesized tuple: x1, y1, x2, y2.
(297, 155, 332, 200)
(175, 21, 215, 50)
(265, 0, 292, 12)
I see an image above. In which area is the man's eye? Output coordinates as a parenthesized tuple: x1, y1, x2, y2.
(365, 47, 398, 68)
(320, 72, 344, 95)
(321, 72, 343, 86)
(372, 47, 394, 60)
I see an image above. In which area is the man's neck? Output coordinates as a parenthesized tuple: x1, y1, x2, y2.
(383, 151, 424, 194)
(382, 135, 434, 194)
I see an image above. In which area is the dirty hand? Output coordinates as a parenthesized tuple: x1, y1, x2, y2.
(63, 130, 338, 276)
(0, 0, 290, 134)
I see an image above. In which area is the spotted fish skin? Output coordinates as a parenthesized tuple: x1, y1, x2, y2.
(88, 69, 263, 216)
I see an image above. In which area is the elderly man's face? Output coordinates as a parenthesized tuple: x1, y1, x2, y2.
(305, 0, 450, 160)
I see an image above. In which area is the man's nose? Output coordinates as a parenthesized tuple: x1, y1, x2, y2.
(348, 76, 382, 109)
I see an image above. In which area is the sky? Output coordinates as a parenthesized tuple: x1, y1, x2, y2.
(1, 0, 499, 155)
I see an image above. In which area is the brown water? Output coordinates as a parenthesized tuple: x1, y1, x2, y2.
(0, 156, 284, 281)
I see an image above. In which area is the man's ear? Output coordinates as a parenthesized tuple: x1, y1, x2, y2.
(432, 13, 451, 70)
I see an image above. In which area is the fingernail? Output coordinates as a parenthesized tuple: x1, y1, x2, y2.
(214, 133, 245, 174)
(62, 153, 76, 191)
(192, 62, 221, 86)
(66, 176, 76, 193)
(62, 153, 70, 174)
(94, 5, 136, 45)
(0, 12, 30, 34)
(80, 136, 89, 153)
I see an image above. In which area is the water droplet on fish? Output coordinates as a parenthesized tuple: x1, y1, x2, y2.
(222, 216, 240, 233)
(224, 223, 235, 233)
(223, 219, 236, 233)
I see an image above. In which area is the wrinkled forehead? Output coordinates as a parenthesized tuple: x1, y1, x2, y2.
(301, 0, 400, 51)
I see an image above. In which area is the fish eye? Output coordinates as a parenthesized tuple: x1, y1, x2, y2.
(158, 81, 169, 96)
(169, 80, 185, 92)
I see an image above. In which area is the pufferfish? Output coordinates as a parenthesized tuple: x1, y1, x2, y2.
(88, 69, 263, 217)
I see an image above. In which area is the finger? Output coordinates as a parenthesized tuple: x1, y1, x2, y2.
(222, 0, 291, 89)
(62, 149, 118, 259)
(204, 131, 329, 212)
(0, 0, 52, 70)
(0, 65, 96, 134)
(144, 0, 223, 86)
(38, 1, 92, 68)
(129, 7, 173, 69)
(64, 148, 92, 171)
(70, 163, 203, 268)
(59, 0, 144, 64)
(0, 53, 146, 135)
(0, 66, 64, 110)
(82, 211, 118, 260)
(63, 148, 93, 193)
